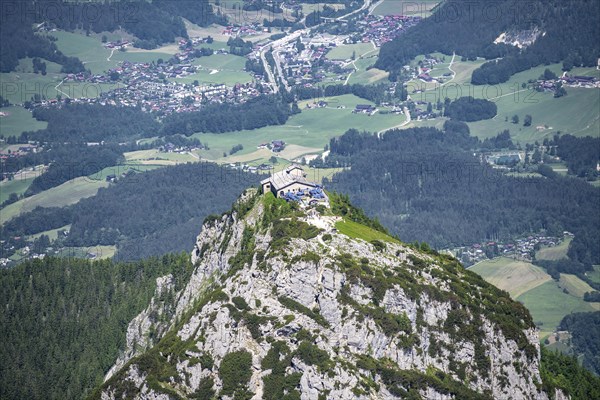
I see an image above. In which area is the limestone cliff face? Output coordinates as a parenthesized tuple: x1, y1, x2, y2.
(96, 189, 554, 400)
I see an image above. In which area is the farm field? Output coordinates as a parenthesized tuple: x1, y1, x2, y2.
(470, 256, 598, 339)
(172, 54, 253, 85)
(469, 257, 552, 298)
(536, 237, 572, 261)
(347, 63, 389, 85)
(193, 94, 405, 163)
(465, 64, 600, 143)
(406, 54, 485, 93)
(124, 149, 200, 165)
(0, 71, 64, 104)
(89, 163, 167, 183)
(0, 177, 109, 225)
(28, 225, 71, 241)
(559, 274, 599, 304)
(404, 58, 600, 143)
(51, 31, 172, 75)
(327, 42, 377, 61)
(0, 177, 34, 204)
(0, 106, 47, 138)
(15, 57, 63, 74)
(516, 280, 596, 339)
(0, 69, 120, 104)
(300, 3, 345, 16)
(586, 266, 600, 284)
(372, 0, 440, 16)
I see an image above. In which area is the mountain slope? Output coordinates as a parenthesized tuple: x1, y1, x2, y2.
(91, 189, 559, 399)
(375, 0, 600, 83)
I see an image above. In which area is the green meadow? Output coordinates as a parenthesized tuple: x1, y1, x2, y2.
(0, 177, 109, 225)
(517, 280, 596, 339)
(536, 237, 572, 261)
(0, 106, 47, 137)
(172, 54, 254, 86)
(327, 42, 377, 61)
(50, 31, 173, 75)
(192, 94, 405, 163)
(372, 0, 441, 16)
(0, 177, 35, 204)
(471, 256, 598, 339)
(335, 218, 400, 244)
(405, 57, 600, 143)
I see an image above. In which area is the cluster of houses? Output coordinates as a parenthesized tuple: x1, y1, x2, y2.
(225, 162, 273, 173)
(537, 73, 600, 91)
(257, 140, 286, 152)
(33, 78, 262, 116)
(222, 24, 264, 37)
(454, 232, 570, 266)
(414, 56, 447, 83)
(486, 152, 523, 168)
(353, 104, 377, 114)
(270, 36, 349, 86)
(158, 142, 202, 153)
(31, 36, 264, 115)
(42, 52, 264, 115)
(103, 40, 131, 49)
(355, 15, 421, 47)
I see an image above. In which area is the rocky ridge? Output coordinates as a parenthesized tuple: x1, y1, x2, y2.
(93, 189, 559, 400)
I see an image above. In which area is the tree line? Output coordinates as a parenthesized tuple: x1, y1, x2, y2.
(0, 3, 85, 73)
(25, 104, 161, 143)
(0, 163, 261, 261)
(161, 95, 294, 135)
(443, 96, 497, 122)
(558, 311, 600, 376)
(0, 253, 194, 400)
(316, 125, 600, 267)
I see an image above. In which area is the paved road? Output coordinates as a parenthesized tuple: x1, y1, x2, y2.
(377, 106, 411, 138)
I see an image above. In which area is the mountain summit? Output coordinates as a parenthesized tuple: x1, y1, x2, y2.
(92, 189, 561, 400)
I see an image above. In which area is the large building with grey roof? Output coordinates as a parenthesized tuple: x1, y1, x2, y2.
(260, 165, 317, 197)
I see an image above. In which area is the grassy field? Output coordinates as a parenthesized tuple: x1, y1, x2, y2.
(124, 149, 201, 165)
(28, 225, 71, 241)
(300, 3, 345, 16)
(404, 58, 600, 143)
(16, 57, 63, 75)
(406, 55, 485, 93)
(51, 30, 253, 87)
(372, 0, 440, 16)
(51, 31, 173, 75)
(335, 218, 400, 244)
(193, 54, 247, 71)
(516, 280, 596, 338)
(0, 177, 34, 204)
(536, 237, 572, 261)
(586, 265, 600, 284)
(469, 257, 552, 298)
(464, 64, 600, 142)
(0, 106, 47, 138)
(327, 42, 377, 61)
(56, 245, 116, 260)
(0, 177, 109, 225)
(559, 274, 599, 302)
(470, 255, 597, 338)
(193, 94, 405, 163)
(172, 54, 253, 85)
(343, 49, 390, 86)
